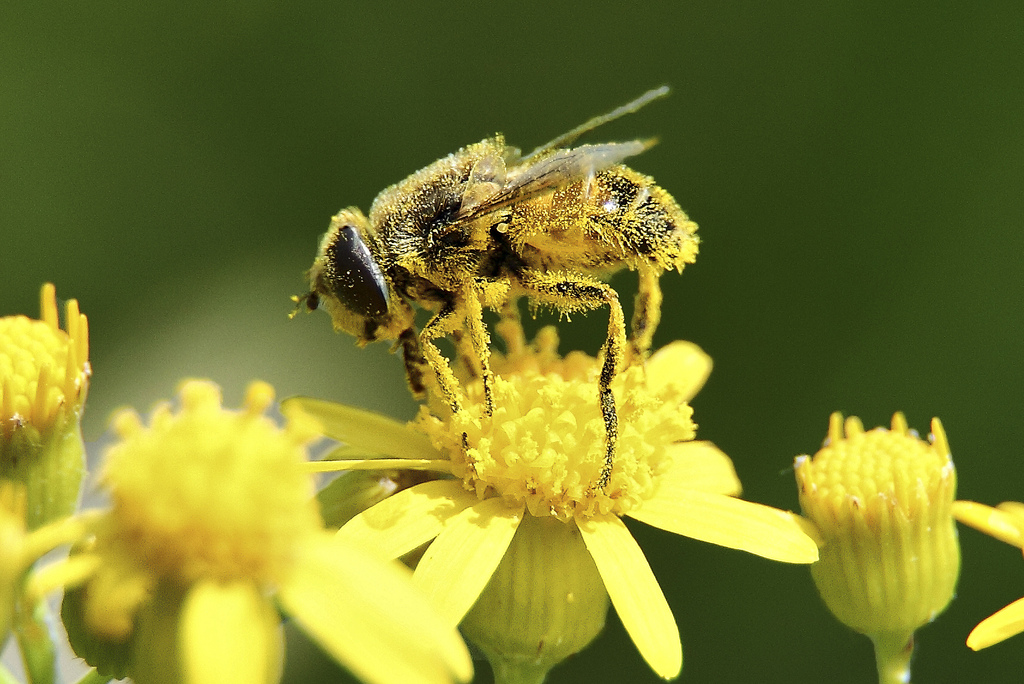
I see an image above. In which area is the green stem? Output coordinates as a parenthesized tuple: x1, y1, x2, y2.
(871, 631, 914, 684)
(13, 594, 56, 684)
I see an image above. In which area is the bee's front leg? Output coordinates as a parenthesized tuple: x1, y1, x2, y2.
(419, 298, 466, 414)
(395, 327, 429, 399)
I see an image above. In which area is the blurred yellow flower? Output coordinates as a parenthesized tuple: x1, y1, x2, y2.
(0, 283, 90, 529)
(289, 325, 818, 681)
(62, 379, 471, 684)
(796, 412, 959, 684)
(953, 499, 1024, 650)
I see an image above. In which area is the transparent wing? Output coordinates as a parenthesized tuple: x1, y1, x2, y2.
(456, 139, 655, 221)
(455, 86, 670, 222)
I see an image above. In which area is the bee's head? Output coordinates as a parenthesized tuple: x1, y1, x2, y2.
(298, 208, 407, 343)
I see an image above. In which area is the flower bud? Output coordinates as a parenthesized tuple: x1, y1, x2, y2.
(0, 284, 90, 529)
(795, 412, 959, 682)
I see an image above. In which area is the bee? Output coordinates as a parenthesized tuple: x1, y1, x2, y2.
(295, 87, 698, 490)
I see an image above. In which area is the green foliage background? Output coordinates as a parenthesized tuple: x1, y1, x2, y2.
(3, 3, 1023, 682)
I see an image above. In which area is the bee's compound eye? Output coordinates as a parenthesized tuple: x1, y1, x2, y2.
(304, 291, 320, 312)
(325, 225, 390, 317)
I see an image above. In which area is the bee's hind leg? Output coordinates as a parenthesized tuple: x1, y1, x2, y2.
(495, 299, 526, 357)
(595, 299, 625, 491)
(518, 272, 626, 491)
(627, 266, 662, 364)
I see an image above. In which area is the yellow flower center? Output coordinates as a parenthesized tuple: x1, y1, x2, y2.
(0, 284, 89, 438)
(416, 327, 697, 520)
(798, 413, 953, 523)
(100, 380, 321, 585)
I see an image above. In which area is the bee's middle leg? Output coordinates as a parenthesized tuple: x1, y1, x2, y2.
(450, 329, 482, 380)
(463, 285, 495, 415)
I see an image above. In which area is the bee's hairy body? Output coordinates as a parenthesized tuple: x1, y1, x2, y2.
(301, 88, 698, 492)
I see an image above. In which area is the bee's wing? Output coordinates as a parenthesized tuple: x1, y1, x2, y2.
(457, 140, 654, 221)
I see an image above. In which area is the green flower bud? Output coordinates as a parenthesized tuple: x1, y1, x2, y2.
(0, 284, 89, 530)
(795, 412, 959, 684)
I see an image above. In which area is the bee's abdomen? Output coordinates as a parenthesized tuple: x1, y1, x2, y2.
(511, 166, 698, 275)
(590, 167, 698, 273)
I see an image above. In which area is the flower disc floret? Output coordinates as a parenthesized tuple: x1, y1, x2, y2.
(101, 380, 321, 585)
(0, 284, 89, 438)
(417, 328, 696, 520)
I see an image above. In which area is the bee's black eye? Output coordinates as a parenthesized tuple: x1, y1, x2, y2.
(325, 225, 390, 317)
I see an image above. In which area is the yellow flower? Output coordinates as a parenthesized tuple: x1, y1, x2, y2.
(288, 325, 818, 681)
(795, 412, 959, 684)
(953, 499, 1024, 650)
(60, 379, 471, 684)
(0, 283, 90, 529)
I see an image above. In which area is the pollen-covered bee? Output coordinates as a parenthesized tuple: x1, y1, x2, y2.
(295, 87, 698, 490)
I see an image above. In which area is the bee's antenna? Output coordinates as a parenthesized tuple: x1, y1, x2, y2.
(523, 86, 671, 161)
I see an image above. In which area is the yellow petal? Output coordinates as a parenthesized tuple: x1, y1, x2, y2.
(181, 580, 280, 684)
(645, 341, 712, 402)
(338, 480, 477, 559)
(996, 501, 1024, 520)
(414, 497, 524, 626)
(279, 536, 473, 684)
(281, 397, 438, 459)
(628, 489, 819, 564)
(953, 500, 1024, 547)
(967, 595, 1024, 650)
(660, 442, 741, 496)
(578, 514, 681, 680)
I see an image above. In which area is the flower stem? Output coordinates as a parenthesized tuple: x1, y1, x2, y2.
(871, 631, 914, 684)
(13, 593, 56, 684)
(488, 656, 549, 684)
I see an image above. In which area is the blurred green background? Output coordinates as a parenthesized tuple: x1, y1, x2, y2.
(3, 2, 1023, 682)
